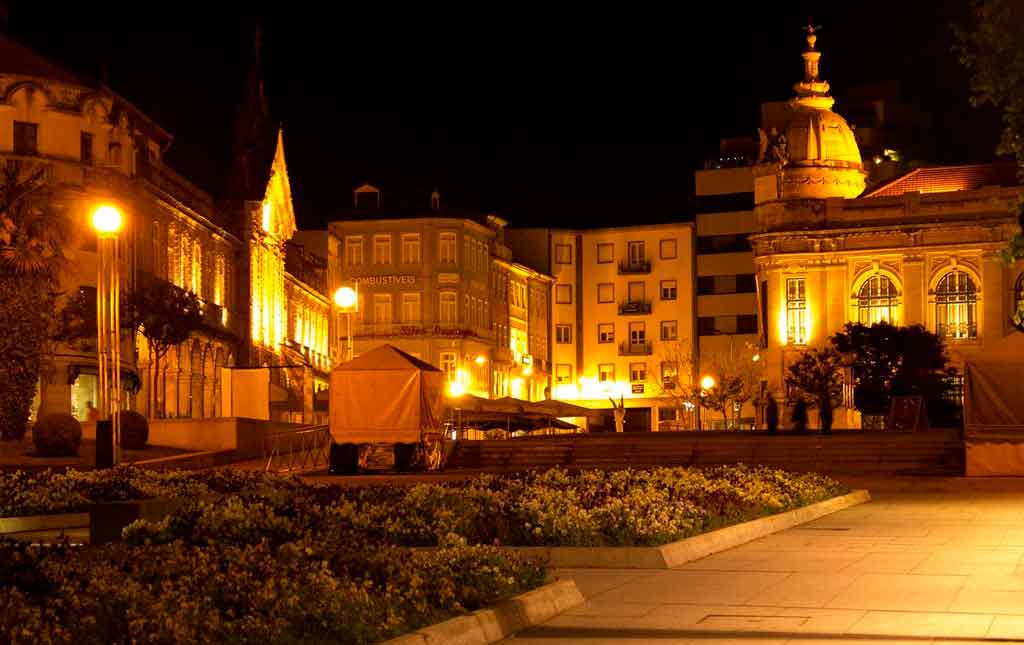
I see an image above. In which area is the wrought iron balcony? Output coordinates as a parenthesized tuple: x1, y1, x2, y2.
(618, 300, 652, 315)
(619, 341, 652, 356)
(618, 260, 651, 275)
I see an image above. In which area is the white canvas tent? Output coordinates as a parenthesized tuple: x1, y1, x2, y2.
(964, 331, 1024, 475)
(328, 345, 445, 444)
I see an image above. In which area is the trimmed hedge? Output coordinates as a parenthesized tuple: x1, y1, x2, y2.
(31, 414, 82, 457)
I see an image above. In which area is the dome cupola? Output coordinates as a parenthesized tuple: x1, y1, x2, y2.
(754, 24, 866, 204)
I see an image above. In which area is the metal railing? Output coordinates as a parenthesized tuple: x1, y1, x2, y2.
(618, 300, 652, 315)
(618, 260, 651, 275)
(619, 341, 652, 355)
(263, 425, 331, 474)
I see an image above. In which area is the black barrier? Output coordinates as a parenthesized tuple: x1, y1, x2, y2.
(393, 442, 417, 472)
(328, 442, 359, 475)
(95, 420, 114, 469)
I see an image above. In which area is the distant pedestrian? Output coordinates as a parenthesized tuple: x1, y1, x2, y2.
(86, 401, 99, 422)
(791, 399, 808, 434)
(765, 394, 779, 435)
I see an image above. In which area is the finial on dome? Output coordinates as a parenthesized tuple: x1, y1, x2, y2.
(802, 19, 821, 51)
(800, 20, 823, 82)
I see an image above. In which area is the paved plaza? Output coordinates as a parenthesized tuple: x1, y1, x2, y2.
(506, 478, 1024, 644)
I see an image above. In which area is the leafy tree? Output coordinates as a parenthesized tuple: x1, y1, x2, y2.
(697, 345, 762, 430)
(831, 322, 959, 428)
(0, 161, 74, 440)
(126, 281, 203, 418)
(784, 347, 844, 434)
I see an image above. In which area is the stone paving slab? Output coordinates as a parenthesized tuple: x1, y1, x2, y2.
(502, 480, 1024, 643)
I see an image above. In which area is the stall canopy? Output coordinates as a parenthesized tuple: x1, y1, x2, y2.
(329, 345, 445, 444)
(965, 331, 1024, 436)
(964, 331, 1024, 476)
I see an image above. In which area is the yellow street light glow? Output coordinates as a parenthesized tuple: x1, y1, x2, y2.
(91, 205, 123, 235)
(700, 375, 716, 390)
(752, 353, 761, 362)
(522, 365, 533, 376)
(474, 354, 486, 365)
(334, 286, 357, 309)
(448, 381, 467, 396)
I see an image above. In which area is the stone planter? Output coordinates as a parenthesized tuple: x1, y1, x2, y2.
(0, 512, 90, 535)
(89, 497, 189, 545)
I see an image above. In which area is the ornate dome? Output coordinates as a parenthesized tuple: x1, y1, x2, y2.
(754, 25, 866, 203)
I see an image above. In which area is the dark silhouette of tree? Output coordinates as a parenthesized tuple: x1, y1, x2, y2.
(126, 281, 203, 418)
(831, 322, 959, 428)
(784, 347, 844, 434)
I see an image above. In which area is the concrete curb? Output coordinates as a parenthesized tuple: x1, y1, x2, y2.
(504, 489, 871, 569)
(0, 512, 90, 535)
(381, 579, 584, 645)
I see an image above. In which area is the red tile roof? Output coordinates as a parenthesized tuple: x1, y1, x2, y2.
(864, 163, 1019, 198)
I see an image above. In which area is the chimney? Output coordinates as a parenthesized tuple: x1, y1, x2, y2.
(430, 189, 441, 211)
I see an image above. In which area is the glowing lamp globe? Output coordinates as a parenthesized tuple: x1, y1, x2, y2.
(700, 375, 716, 390)
(92, 205, 123, 235)
(334, 286, 357, 309)
(474, 354, 486, 366)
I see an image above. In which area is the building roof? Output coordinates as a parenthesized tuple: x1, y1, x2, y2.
(863, 163, 1019, 198)
(330, 206, 501, 228)
(0, 34, 85, 85)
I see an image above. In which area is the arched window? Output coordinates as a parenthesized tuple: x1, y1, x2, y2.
(857, 275, 897, 325)
(1014, 273, 1024, 329)
(935, 270, 977, 339)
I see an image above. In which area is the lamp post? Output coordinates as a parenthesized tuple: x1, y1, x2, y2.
(92, 204, 123, 466)
(698, 374, 716, 432)
(333, 285, 358, 363)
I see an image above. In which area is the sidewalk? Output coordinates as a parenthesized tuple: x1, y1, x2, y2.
(506, 481, 1024, 644)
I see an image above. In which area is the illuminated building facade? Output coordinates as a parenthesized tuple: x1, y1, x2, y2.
(2, 32, 334, 423)
(751, 27, 1024, 427)
(329, 186, 552, 400)
(508, 224, 696, 431)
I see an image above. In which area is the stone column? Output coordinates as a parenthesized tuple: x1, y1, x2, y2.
(302, 366, 314, 424)
(903, 256, 925, 326)
(982, 251, 1004, 344)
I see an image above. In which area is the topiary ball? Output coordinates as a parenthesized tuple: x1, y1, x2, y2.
(32, 413, 83, 457)
(116, 410, 149, 450)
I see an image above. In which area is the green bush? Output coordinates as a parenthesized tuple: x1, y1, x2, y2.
(116, 410, 148, 449)
(31, 414, 82, 457)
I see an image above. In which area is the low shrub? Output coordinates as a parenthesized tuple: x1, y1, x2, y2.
(31, 414, 82, 457)
(116, 410, 148, 449)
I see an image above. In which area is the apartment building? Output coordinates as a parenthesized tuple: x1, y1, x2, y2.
(507, 224, 695, 431)
(329, 187, 552, 401)
(694, 139, 762, 428)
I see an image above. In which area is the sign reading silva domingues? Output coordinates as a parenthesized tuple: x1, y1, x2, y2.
(353, 275, 417, 286)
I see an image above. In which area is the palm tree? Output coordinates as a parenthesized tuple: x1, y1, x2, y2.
(0, 160, 75, 440)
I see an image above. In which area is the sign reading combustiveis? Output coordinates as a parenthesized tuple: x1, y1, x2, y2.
(353, 275, 417, 286)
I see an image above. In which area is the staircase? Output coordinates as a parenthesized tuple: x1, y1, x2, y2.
(444, 430, 965, 476)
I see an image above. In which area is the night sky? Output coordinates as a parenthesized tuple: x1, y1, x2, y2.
(6, 1, 1002, 229)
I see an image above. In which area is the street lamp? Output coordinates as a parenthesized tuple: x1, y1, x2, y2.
(697, 374, 716, 432)
(92, 204, 123, 466)
(333, 285, 358, 362)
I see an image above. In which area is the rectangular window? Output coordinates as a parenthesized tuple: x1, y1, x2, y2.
(659, 238, 677, 259)
(555, 284, 572, 304)
(661, 361, 679, 387)
(80, 132, 93, 164)
(697, 276, 715, 295)
(697, 234, 752, 254)
(13, 121, 38, 155)
(401, 292, 421, 323)
(440, 351, 457, 382)
(627, 281, 645, 303)
(737, 314, 758, 334)
(629, 321, 646, 345)
(598, 323, 615, 343)
(555, 324, 572, 344)
(660, 280, 677, 300)
(373, 294, 393, 325)
(630, 362, 647, 382)
(345, 236, 363, 266)
(627, 241, 646, 266)
(401, 234, 421, 264)
(661, 320, 678, 340)
(598, 363, 615, 383)
(698, 316, 716, 336)
(555, 244, 573, 264)
(736, 273, 757, 293)
(439, 291, 457, 324)
(596, 242, 614, 264)
(597, 283, 614, 303)
(373, 235, 392, 264)
(555, 364, 572, 385)
(439, 232, 457, 264)
(786, 277, 807, 344)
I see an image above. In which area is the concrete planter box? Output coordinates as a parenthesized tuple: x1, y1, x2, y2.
(89, 497, 190, 545)
(0, 512, 90, 535)
(382, 579, 583, 645)
(501, 489, 871, 569)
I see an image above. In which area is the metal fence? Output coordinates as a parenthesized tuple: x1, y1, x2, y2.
(262, 425, 331, 474)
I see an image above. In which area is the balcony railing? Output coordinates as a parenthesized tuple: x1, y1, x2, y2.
(618, 260, 651, 275)
(619, 341, 652, 356)
(936, 321, 977, 340)
(618, 300, 652, 315)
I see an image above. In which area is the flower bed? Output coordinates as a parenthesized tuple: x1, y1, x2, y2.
(0, 464, 846, 642)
